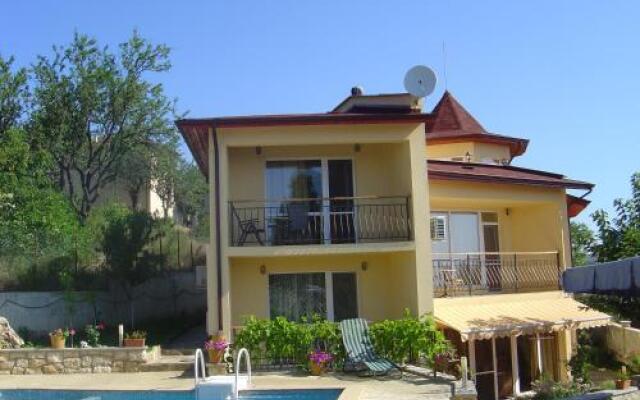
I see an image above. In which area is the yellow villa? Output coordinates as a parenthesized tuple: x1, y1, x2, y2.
(177, 89, 610, 400)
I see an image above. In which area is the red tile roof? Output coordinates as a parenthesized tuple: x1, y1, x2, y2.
(425, 91, 529, 158)
(428, 160, 594, 190)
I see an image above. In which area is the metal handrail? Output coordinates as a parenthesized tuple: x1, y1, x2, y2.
(229, 195, 411, 204)
(234, 348, 252, 399)
(194, 348, 207, 385)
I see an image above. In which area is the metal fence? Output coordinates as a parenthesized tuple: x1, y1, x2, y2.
(433, 251, 561, 297)
(229, 196, 412, 246)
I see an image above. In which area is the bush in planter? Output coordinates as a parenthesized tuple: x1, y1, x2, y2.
(84, 322, 105, 347)
(124, 330, 147, 347)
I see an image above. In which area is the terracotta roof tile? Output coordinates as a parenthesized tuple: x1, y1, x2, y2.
(428, 160, 594, 190)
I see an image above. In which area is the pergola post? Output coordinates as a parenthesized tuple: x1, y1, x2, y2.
(492, 337, 499, 400)
(510, 335, 521, 396)
(468, 339, 476, 381)
(536, 333, 543, 376)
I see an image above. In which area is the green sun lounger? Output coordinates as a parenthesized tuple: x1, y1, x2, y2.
(340, 318, 400, 376)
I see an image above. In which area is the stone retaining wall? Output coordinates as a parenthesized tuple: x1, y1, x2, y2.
(0, 346, 159, 375)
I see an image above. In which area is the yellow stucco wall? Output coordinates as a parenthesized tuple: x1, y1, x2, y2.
(429, 180, 571, 266)
(227, 142, 412, 202)
(205, 122, 432, 336)
(228, 252, 418, 326)
(426, 141, 511, 163)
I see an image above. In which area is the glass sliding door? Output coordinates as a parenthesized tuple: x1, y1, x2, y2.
(266, 161, 323, 244)
(265, 159, 354, 245)
(327, 160, 355, 243)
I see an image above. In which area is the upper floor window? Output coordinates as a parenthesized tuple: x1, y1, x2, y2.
(430, 216, 447, 241)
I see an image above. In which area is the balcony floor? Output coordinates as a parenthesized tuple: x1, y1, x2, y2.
(226, 240, 415, 257)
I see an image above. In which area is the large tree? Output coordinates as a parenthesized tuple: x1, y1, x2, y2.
(175, 161, 208, 234)
(30, 32, 178, 220)
(578, 172, 640, 323)
(570, 221, 594, 266)
(0, 55, 77, 258)
(0, 55, 28, 135)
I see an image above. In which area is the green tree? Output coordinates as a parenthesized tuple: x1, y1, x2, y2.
(96, 203, 165, 326)
(175, 161, 208, 235)
(580, 172, 640, 324)
(30, 32, 178, 220)
(570, 221, 594, 266)
(0, 55, 28, 135)
(0, 128, 78, 257)
(151, 140, 180, 219)
(118, 143, 153, 210)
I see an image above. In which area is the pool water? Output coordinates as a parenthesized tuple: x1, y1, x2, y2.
(0, 389, 343, 400)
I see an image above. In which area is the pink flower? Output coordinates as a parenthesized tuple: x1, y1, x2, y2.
(309, 350, 333, 366)
(204, 339, 228, 351)
(96, 322, 105, 330)
(69, 328, 76, 336)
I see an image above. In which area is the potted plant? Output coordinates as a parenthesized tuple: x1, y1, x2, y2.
(204, 336, 228, 363)
(616, 366, 632, 390)
(308, 350, 333, 376)
(49, 328, 68, 349)
(123, 330, 147, 347)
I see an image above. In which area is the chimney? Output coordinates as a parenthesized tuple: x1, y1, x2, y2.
(351, 86, 364, 96)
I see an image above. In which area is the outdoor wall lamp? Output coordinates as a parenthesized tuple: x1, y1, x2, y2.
(505, 208, 511, 216)
(255, 146, 262, 155)
(354, 143, 361, 152)
(361, 261, 368, 271)
(259, 264, 266, 274)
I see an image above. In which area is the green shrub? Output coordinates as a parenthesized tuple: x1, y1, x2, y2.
(234, 315, 343, 367)
(234, 312, 449, 369)
(532, 375, 589, 400)
(369, 309, 451, 365)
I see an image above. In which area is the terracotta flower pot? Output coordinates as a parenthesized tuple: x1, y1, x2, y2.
(616, 379, 631, 390)
(50, 335, 65, 349)
(208, 349, 223, 363)
(309, 362, 326, 376)
(123, 338, 146, 347)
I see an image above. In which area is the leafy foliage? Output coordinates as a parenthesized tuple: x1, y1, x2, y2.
(368, 309, 451, 365)
(0, 55, 28, 135)
(29, 31, 179, 220)
(532, 375, 590, 400)
(175, 161, 209, 237)
(234, 312, 450, 370)
(573, 172, 640, 324)
(570, 221, 594, 266)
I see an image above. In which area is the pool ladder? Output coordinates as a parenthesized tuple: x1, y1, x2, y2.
(194, 348, 252, 399)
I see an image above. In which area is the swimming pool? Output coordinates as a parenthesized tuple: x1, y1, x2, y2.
(0, 389, 343, 400)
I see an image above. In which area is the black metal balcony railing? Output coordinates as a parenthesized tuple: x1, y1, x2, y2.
(229, 196, 411, 246)
(433, 251, 561, 297)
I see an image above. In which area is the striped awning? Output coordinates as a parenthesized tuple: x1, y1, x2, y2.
(434, 291, 611, 342)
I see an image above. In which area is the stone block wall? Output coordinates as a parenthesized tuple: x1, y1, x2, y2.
(0, 347, 157, 375)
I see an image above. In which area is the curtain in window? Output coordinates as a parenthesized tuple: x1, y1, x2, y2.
(269, 273, 326, 321)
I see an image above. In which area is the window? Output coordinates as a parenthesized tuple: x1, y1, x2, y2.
(430, 216, 447, 241)
(269, 272, 358, 321)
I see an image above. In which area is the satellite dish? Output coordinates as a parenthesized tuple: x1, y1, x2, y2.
(404, 65, 437, 98)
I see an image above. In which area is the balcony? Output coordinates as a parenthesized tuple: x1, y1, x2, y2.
(229, 196, 411, 247)
(433, 251, 561, 297)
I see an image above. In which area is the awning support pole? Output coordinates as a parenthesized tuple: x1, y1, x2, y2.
(536, 333, 543, 376)
(511, 335, 520, 396)
(492, 337, 499, 400)
(468, 339, 476, 381)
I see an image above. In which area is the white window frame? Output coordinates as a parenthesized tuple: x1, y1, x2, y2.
(430, 215, 447, 241)
(266, 271, 360, 322)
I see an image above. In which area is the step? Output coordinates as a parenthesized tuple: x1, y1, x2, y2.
(161, 348, 198, 356)
(140, 355, 194, 373)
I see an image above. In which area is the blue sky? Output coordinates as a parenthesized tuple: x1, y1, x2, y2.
(1, 1, 638, 227)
